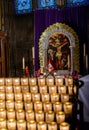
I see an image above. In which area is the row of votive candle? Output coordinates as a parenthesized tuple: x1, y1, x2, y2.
(0, 92, 71, 104)
(0, 85, 76, 96)
(0, 119, 70, 130)
(0, 105, 72, 122)
(0, 76, 73, 86)
(0, 100, 73, 114)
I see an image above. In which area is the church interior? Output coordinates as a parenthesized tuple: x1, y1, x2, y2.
(0, 0, 89, 130)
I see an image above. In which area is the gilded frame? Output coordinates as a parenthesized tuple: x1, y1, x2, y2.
(39, 23, 79, 75)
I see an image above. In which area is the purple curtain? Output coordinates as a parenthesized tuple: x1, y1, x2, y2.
(34, 6, 87, 74)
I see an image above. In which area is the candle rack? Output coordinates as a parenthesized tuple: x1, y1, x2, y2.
(0, 76, 84, 130)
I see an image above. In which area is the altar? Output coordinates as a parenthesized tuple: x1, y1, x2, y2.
(78, 75, 89, 122)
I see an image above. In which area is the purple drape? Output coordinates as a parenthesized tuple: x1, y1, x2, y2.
(34, 6, 87, 74)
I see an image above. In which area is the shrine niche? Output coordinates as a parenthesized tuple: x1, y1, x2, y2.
(38, 23, 79, 75)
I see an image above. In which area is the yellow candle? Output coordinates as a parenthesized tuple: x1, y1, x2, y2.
(0, 78, 4, 86)
(68, 86, 73, 95)
(68, 77, 73, 86)
(42, 93, 50, 102)
(63, 102, 73, 115)
(48, 122, 57, 130)
(43, 102, 52, 112)
(29, 78, 37, 86)
(32, 93, 40, 102)
(37, 121, 47, 130)
(24, 101, 33, 111)
(46, 111, 54, 123)
(38, 78, 45, 86)
(55, 78, 63, 86)
(56, 111, 65, 124)
(17, 120, 26, 130)
(30, 85, 38, 93)
(60, 122, 70, 130)
(21, 78, 28, 86)
(61, 94, 69, 103)
(16, 109, 25, 120)
(7, 119, 16, 130)
(23, 92, 31, 102)
(32, 47, 35, 58)
(39, 85, 47, 94)
(0, 109, 6, 119)
(13, 78, 20, 86)
(22, 57, 25, 69)
(0, 118, 6, 129)
(27, 120, 36, 130)
(7, 109, 15, 119)
(58, 86, 66, 94)
(26, 110, 34, 121)
(49, 85, 57, 94)
(36, 111, 44, 122)
(53, 102, 62, 113)
(47, 78, 54, 86)
(51, 93, 59, 103)
(34, 101, 42, 112)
